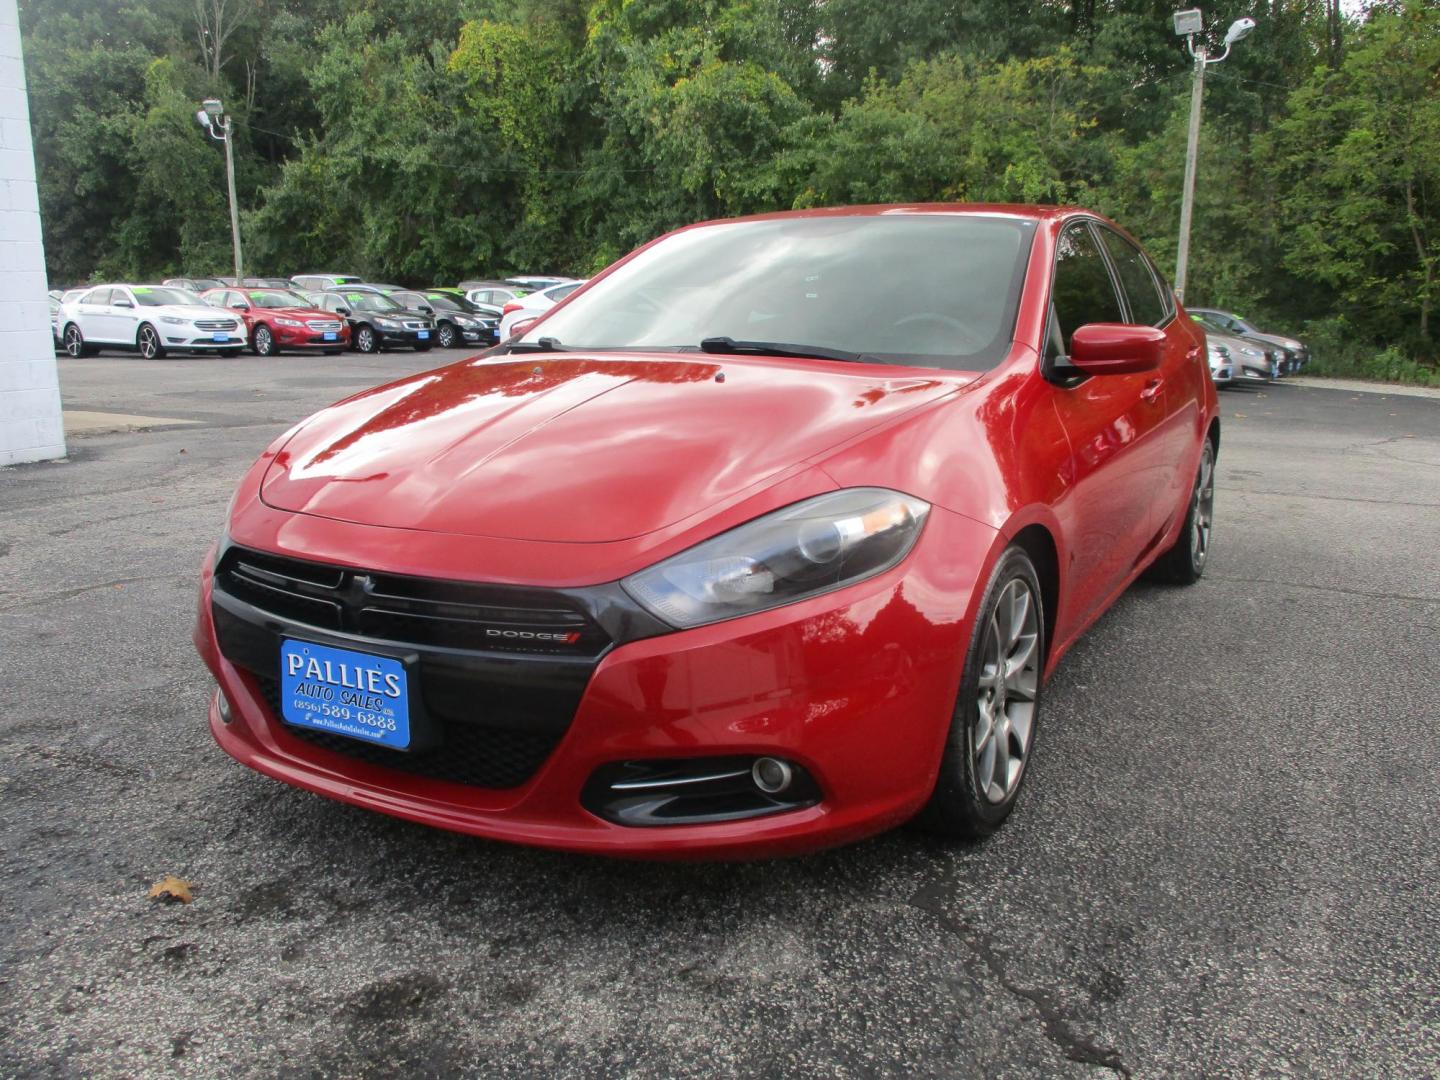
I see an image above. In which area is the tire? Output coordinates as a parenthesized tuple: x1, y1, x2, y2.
(354, 324, 379, 353)
(1146, 437, 1215, 586)
(436, 321, 458, 349)
(137, 323, 166, 359)
(63, 324, 94, 358)
(918, 546, 1045, 838)
(252, 324, 277, 356)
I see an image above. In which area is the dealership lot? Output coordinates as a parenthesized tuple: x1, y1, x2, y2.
(1, 351, 1437, 1077)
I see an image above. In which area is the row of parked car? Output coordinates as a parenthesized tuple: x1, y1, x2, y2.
(47, 273, 585, 359)
(48, 272, 1307, 384)
(1192, 307, 1311, 387)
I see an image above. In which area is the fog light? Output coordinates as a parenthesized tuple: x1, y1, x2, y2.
(752, 756, 793, 795)
(215, 687, 233, 724)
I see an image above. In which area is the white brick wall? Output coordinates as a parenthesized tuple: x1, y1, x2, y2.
(0, 0, 63, 467)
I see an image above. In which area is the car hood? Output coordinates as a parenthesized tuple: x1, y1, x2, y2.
(260, 354, 959, 543)
(264, 306, 334, 319)
(1245, 331, 1302, 351)
(154, 304, 237, 320)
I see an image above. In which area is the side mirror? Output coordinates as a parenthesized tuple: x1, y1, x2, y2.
(114, 299, 134, 308)
(419, 305, 433, 314)
(336, 307, 351, 317)
(1068, 324, 1165, 375)
(230, 301, 250, 311)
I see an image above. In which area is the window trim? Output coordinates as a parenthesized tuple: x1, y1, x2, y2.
(1094, 224, 1175, 330)
(1040, 217, 1127, 384)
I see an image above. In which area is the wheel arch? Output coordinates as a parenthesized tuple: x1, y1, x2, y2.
(1008, 523, 1060, 665)
(1207, 415, 1221, 458)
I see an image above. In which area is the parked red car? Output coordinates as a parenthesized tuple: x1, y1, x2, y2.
(200, 287, 349, 355)
(194, 205, 1218, 859)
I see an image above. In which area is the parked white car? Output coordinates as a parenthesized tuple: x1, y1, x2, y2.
(499, 280, 587, 340)
(57, 284, 246, 358)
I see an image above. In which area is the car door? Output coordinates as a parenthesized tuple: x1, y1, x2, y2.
(106, 286, 142, 345)
(1096, 226, 1201, 530)
(1044, 221, 1174, 628)
(74, 288, 113, 341)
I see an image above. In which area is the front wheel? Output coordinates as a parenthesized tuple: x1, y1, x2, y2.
(436, 322, 458, 349)
(1146, 437, 1215, 585)
(137, 323, 166, 359)
(918, 546, 1045, 838)
(354, 324, 379, 353)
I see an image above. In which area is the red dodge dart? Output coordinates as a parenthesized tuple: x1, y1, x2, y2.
(193, 205, 1218, 859)
(200, 287, 350, 356)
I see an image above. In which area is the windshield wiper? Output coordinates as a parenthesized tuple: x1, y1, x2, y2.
(499, 336, 566, 353)
(698, 336, 874, 364)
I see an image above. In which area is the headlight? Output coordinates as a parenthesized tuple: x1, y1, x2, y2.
(274, 317, 303, 327)
(622, 488, 930, 629)
(1241, 346, 1262, 356)
(453, 316, 477, 327)
(160, 316, 186, 325)
(373, 317, 399, 328)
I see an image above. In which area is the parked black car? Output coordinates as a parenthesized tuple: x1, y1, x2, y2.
(390, 290, 501, 348)
(312, 288, 436, 353)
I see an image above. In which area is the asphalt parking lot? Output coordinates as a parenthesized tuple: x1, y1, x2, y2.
(2, 349, 1438, 1078)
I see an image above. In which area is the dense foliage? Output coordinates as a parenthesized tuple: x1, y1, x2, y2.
(20, 0, 1440, 371)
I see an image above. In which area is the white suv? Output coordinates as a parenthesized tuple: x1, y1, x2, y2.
(57, 285, 246, 358)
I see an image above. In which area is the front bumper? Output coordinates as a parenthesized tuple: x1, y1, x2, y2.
(193, 507, 994, 858)
(376, 327, 433, 348)
(164, 334, 246, 349)
(275, 327, 349, 350)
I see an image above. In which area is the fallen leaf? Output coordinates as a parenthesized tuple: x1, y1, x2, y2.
(148, 875, 194, 904)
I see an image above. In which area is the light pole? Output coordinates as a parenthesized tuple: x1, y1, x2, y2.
(195, 98, 244, 282)
(1172, 9, 1256, 302)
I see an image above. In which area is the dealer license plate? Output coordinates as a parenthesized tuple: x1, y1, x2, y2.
(212, 333, 229, 342)
(279, 639, 410, 749)
(417, 330, 429, 340)
(323, 332, 337, 341)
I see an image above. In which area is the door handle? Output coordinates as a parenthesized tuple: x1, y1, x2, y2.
(1140, 378, 1164, 403)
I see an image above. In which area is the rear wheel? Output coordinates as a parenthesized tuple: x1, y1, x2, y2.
(354, 324, 379, 353)
(919, 546, 1044, 838)
(63, 324, 94, 358)
(253, 324, 277, 356)
(137, 323, 166, 359)
(1146, 437, 1215, 585)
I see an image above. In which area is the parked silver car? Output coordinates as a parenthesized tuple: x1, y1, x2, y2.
(1190, 307, 1309, 374)
(1192, 314, 1277, 385)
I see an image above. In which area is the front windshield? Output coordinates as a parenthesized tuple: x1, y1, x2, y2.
(424, 294, 476, 313)
(336, 292, 401, 313)
(248, 290, 311, 309)
(519, 214, 1036, 369)
(133, 286, 202, 306)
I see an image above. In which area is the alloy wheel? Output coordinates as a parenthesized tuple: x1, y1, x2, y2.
(64, 326, 83, 358)
(973, 578, 1040, 804)
(357, 326, 375, 352)
(438, 323, 456, 348)
(254, 326, 273, 356)
(1190, 443, 1215, 570)
(138, 325, 159, 359)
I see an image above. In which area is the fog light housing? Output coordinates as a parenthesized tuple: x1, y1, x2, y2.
(752, 756, 793, 794)
(582, 755, 819, 827)
(215, 687, 233, 724)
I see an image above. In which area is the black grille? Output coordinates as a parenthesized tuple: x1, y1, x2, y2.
(218, 547, 608, 657)
(253, 675, 556, 789)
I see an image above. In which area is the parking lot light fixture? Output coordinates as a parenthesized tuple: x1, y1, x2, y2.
(195, 97, 244, 282)
(1172, 10, 1257, 302)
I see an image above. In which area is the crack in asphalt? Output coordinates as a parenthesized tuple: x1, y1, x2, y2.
(1226, 488, 1440, 509)
(908, 881, 1132, 1078)
(1206, 574, 1440, 605)
(0, 574, 191, 612)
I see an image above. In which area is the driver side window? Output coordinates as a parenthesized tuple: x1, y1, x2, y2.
(1047, 224, 1124, 366)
